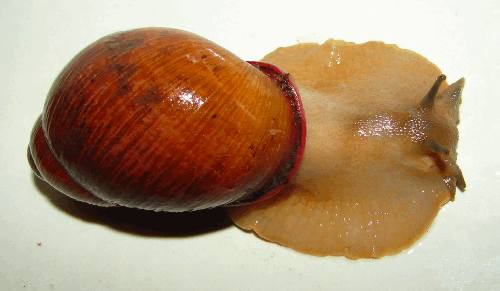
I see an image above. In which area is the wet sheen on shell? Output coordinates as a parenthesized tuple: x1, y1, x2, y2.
(28, 29, 305, 212)
(227, 40, 465, 259)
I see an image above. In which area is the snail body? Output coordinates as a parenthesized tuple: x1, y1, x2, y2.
(229, 40, 466, 259)
(28, 28, 305, 212)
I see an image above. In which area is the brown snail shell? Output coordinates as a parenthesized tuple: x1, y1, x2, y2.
(28, 28, 306, 212)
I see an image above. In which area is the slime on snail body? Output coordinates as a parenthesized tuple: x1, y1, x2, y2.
(227, 40, 465, 259)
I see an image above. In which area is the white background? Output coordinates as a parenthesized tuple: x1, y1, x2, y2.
(1, 0, 499, 290)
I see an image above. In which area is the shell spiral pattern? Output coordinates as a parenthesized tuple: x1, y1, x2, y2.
(28, 28, 305, 212)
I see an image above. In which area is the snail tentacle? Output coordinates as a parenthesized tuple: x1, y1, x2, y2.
(422, 138, 450, 155)
(420, 74, 446, 109)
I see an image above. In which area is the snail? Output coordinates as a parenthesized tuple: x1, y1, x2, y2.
(228, 40, 466, 259)
(28, 28, 466, 259)
(28, 28, 306, 212)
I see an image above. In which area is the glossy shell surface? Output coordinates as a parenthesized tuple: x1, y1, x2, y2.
(28, 28, 305, 212)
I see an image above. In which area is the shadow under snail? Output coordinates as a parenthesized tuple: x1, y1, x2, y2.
(28, 28, 466, 259)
